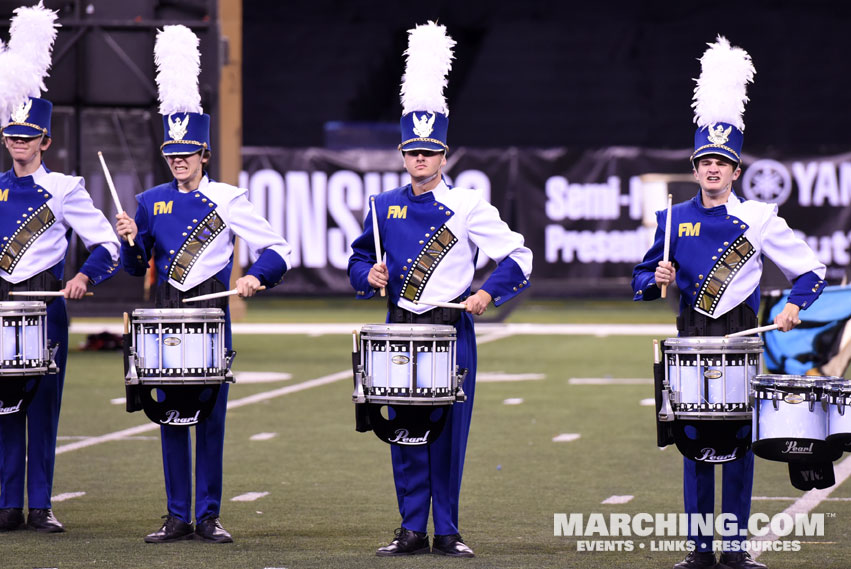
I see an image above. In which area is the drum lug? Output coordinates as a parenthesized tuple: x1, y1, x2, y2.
(659, 387, 674, 422)
(352, 366, 366, 403)
(454, 366, 469, 403)
(126, 352, 140, 385)
(224, 350, 237, 383)
(46, 342, 59, 375)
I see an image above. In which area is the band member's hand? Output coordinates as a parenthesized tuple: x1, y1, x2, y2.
(115, 212, 138, 243)
(464, 289, 492, 316)
(655, 261, 676, 288)
(368, 262, 389, 289)
(774, 302, 802, 332)
(62, 272, 90, 300)
(236, 275, 262, 298)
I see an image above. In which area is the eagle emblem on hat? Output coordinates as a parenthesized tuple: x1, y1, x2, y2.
(412, 112, 435, 137)
(707, 124, 732, 145)
(167, 114, 190, 141)
(10, 99, 32, 124)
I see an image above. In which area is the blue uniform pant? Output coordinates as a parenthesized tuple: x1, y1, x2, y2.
(684, 450, 754, 551)
(390, 314, 476, 536)
(0, 298, 69, 509)
(160, 314, 232, 523)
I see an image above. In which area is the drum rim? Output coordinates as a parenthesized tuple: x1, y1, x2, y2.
(0, 301, 48, 313)
(132, 307, 225, 319)
(753, 374, 836, 388)
(360, 323, 456, 339)
(663, 336, 763, 350)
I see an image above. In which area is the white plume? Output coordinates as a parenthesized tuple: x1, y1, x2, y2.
(155, 25, 202, 115)
(692, 35, 755, 131)
(400, 21, 455, 116)
(0, 48, 33, 126)
(7, 1, 59, 98)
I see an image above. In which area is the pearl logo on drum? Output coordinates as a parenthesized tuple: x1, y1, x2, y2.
(391, 355, 410, 365)
(389, 429, 430, 445)
(161, 409, 201, 425)
(696, 447, 738, 463)
(703, 369, 723, 380)
(163, 336, 181, 347)
(784, 393, 805, 404)
(782, 441, 814, 455)
(0, 399, 23, 414)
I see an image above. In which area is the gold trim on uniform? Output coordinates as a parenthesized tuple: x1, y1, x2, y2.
(695, 235, 755, 315)
(690, 143, 740, 162)
(401, 225, 457, 302)
(168, 211, 226, 284)
(160, 139, 208, 152)
(397, 137, 449, 151)
(0, 204, 55, 273)
(2, 121, 48, 135)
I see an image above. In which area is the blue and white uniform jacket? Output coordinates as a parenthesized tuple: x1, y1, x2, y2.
(632, 191, 826, 317)
(122, 175, 291, 290)
(0, 165, 120, 284)
(348, 179, 532, 312)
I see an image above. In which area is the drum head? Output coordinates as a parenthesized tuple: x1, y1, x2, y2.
(0, 375, 41, 415)
(672, 419, 752, 463)
(140, 384, 221, 426)
(366, 403, 451, 446)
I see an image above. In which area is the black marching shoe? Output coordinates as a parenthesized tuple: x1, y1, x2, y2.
(718, 551, 767, 569)
(27, 509, 65, 533)
(433, 533, 475, 557)
(674, 550, 717, 569)
(376, 527, 430, 556)
(0, 508, 25, 532)
(195, 517, 233, 543)
(144, 515, 194, 543)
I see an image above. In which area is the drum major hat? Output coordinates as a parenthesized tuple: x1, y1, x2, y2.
(155, 25, 211, 156)
(0, 3, 59, 138)
(690, 36, 755, 166)
(398, 22, 455, 153)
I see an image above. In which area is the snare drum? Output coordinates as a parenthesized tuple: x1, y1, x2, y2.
(826, 380, 851, 452)
(128, 308, 230, 385)
(752, 375, 840, 463)
(663, 337, 762, 420)
(0, 301, 51, 376)
(358, 323, 463, 405)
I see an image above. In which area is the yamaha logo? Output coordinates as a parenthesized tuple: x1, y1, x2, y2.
(391, 355, 410, 365)
(704, 369, 723, 380)
(784, 393, 805, 404)
(163, 337, 181, 347)
(741, 159, 792, 205)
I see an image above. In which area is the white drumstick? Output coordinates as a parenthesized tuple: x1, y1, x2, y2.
(370, 196, 385, 297)
(9, 291, 93, 297)
(725, 324, 780, 338)
(413, 300, 467, 310)
(182, 286, 266, 303)
(661, 193, 672, 299)
(98, 151, 135, 247)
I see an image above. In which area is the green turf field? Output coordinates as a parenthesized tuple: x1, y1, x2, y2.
(2, 299, 850, 568)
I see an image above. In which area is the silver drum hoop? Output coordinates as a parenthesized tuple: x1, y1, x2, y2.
(130, 308, 227, 384)
(0, 300, 50, 376)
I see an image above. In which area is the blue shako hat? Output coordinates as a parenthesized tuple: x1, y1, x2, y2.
(690, 36, 755, 166)
(398, 22, 455, 153)
(399, 111, 448, 152)
(155, 25, 209, 156)
(692, 122, 743, 164)
(161, 112, 211, 155)
(3, 97, 52, 138)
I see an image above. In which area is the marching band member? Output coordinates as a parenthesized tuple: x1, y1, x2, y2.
(114, 25, 291, 544)
(347, 22, 532, 558)
(0, 3, 120, 533)
(632, 37, 826, 569)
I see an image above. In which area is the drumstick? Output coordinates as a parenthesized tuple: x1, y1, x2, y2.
(123, 311, 130, 335)
(370, 196, 385, 297)
(653, 339, 660, 365)
(98, 151, 135, 247)
(725, 324, 780, 338)
(182, 286, 266, 303)
(413, 300, 467, 310)
(9, 291, 93, 297)
(661, 193, 672, 299)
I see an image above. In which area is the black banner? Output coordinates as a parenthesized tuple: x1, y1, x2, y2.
(240, 147, 851, 296)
